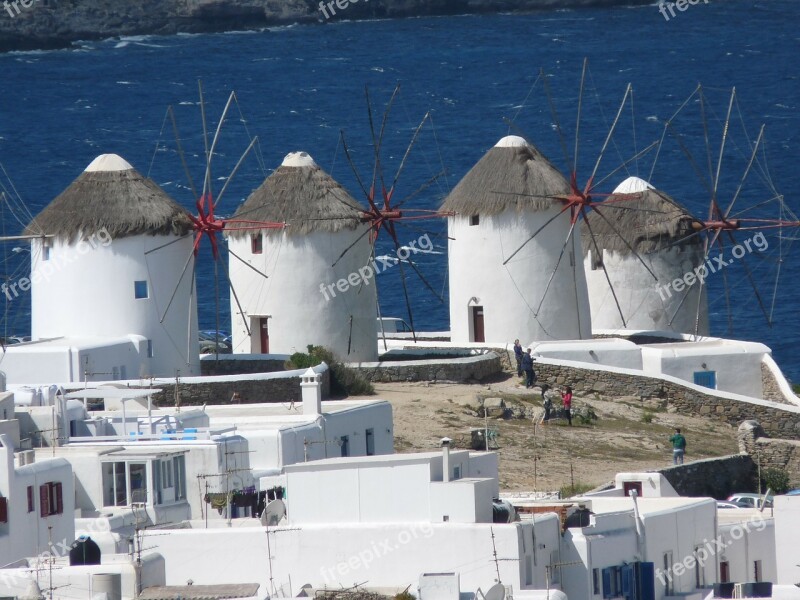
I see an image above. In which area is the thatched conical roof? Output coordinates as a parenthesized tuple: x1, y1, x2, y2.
(25, 154, 193, 240)
(227, 151, 365, 238)
(580, 176, 701, 256)
(440, 135, 569, 216)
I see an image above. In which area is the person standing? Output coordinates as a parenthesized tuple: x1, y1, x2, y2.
(669, 428, 686, 464)
(541, 384, 554, 423)
(513, 339, 523, 377)
(521, 348, 536, 388)
(561, 385, 573, 426)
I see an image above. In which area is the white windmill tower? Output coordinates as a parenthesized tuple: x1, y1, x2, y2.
(441, 135, 592, 344)
(581, 176, 710, 335)
(23, 153, 200, 378)
(226, 151, 378, 362)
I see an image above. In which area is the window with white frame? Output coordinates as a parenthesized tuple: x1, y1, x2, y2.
(102, 461, 149, 507)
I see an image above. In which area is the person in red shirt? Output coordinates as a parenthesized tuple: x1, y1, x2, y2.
(561, 386, 573, 426)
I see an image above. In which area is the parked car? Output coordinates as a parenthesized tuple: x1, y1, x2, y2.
(716, 501, 748, 509)
(377, 317, 413, 334)
(727, 493, 773, 509)
(784, 489, 800, 496)
(199, 331, 232, 354)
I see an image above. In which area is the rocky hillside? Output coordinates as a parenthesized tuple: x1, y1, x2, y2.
(1, 0, 651, 52)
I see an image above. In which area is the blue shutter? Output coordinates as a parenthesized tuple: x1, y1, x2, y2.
(693, 371, 716, 389)
(621, 564, 633, 599)
(638, 562, 656, 600)
(602, 568, 613, 599)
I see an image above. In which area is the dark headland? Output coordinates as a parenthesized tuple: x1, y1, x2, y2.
(0, 0, 653, 53)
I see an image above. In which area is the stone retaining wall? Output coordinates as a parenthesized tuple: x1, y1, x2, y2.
(533, 360, 800, 440)
(200, 356, 288, 376)
(738, 421, 800, 486)
(351, 352, 502, 383)
(151, 367, 330, 407)
(760, 362, 790, 405)
(657, 454, 757, 499)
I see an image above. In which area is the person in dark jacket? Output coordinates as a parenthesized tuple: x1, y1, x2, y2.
(521, 349, 536, 388)
(513, 339, 523, 377)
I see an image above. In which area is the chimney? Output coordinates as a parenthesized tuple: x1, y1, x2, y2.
(441, 437, 452, 483)
(301, 368, 322, 415)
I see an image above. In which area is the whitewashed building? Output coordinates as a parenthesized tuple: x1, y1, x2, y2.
(226, 151, 378, 362)
(0, 432, 75, 569)
(581, 176, 709, 336)
(442, 136, 592, 345)
(4, 153, 200, 384)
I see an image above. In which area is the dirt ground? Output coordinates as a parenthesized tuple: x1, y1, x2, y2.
(350, 372, 740, 494)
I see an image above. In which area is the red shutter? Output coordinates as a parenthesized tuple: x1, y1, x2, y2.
(54, 482, 63, 515)
(40, 484, 50, 517)
(0, 497, 8, 523)
(27, 486, 34, 513)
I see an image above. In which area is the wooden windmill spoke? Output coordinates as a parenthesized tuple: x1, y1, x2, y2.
(502, 204, 572, 266)
(710, 88, 737, 220)
(691, 236, 712, 336)
(219, 252, 252, 337)
(666, 277, 696, 330)
(204, 91, 237, 200)
(393, 169, 447, 211)
(539, 68, 573, 173)
(591, 205, 658, 280)
(593, 140, 659, 191)
(159, 247, 196, 325)
(167, 105, 199, 201)
(214, 135, 259, 210)
(228, 247, 269, 281)
(365, 86, 390, 197)
(664, 120, 714, 200)
(582, 207, 627, 328)
(588, 83, 632, 187)
(397, 249, 445, 304)
(338, 130, 376, 210)
(388, 225, 417, 343)
(198, 80, 212, 199)
(574, 58, 588, 177)
(331, 225, 376, 268)
(389, 111, 430, 199)
(722, 124, 764, 220)
(725, 230, 772, 327)
(375, 84, 401, 192)
(534, 220, 577, 317)
(144, 234, 191, 256)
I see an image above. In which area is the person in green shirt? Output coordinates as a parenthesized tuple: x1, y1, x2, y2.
(669, 428, 686, 464)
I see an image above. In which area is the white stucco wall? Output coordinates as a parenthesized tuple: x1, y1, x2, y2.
(584, 245, 709, 335)
(227, 226, 378, 362)
(718, 514, 776, 585)
(774, 496, 800, 584)
(144, 519, 559, 594)
(0, 434, 75, 568)
(531, 338, 643, 370)
(30, 233, 199, 378)
(448, 208, 592, 345)
(641, 340, 768, 397)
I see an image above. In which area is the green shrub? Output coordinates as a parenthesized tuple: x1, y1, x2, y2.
(641, 410, 654, 424)
(761, 467, 791, 495)
(285, 345, 375, 397)
(395, 589, 416, 600)
(559, 482, 596, 498)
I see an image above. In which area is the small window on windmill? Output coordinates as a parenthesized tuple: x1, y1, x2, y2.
(251, 234, 263, 254)
(146, 340, 154, 358)
(591, 249, 604, 271)
(42, 242, 51, 262)
(470, 215, 480, 226)
(134, 280, 149, 299)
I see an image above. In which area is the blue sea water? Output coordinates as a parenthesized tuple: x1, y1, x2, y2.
(0, 0, 798, 379)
